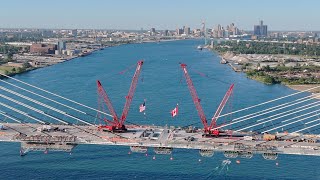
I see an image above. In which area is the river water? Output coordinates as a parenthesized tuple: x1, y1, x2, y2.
(0, 40, 319, 179)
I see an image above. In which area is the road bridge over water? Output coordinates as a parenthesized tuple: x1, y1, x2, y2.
(0, 63, 319, 161)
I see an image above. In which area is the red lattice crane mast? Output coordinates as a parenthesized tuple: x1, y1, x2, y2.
(180, 63, 234, 136)
(97, 60, 144, 132)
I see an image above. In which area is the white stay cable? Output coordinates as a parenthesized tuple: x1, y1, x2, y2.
(293, 117, 320, 133)
(217, 85, 320, 118)
(0, 110, 22, 123)
(262, 110, 320, 133)
(0, 74, 113, 118)
(0, 94, 69, 125)
(217, 94, 318, 129)
(0, 102, 45, 124)
(0, 86, 93, 125)
(0, 79, 101, 116)
(218, 95, 313, 126)
(236, 102, 320, 131)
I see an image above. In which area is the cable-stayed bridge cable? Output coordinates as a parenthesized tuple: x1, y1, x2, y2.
(231, 100, 320, 131)
(262, 111, 320, 133)
(0, 79, 93, 115)
(0, 102, 45, 124)
(217, 85, 320, 118)
(0, 86, 93, 125)
(294, 120, 320, 133)
(251, 109, 320, 133)
(217, 94, 319, 129)
(0, 79, 147, 126)
(0, 94, 70, 125)
(236, 102, 320, 131)
(0, 73, 113, 118)
(219, 95, 313, 125)
(0, 110, 21, 123)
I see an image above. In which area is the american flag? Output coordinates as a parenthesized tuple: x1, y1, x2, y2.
(139, 102, 146, 113)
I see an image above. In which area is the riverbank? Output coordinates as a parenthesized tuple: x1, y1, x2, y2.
(207, 47, 320, 96)
(287, 84, 320, 99)
(0, 38, 185, 77)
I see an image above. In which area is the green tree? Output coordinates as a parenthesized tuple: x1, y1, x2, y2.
(264, 65, 271, 72)
(264, 75, 275, 84)
(22, 62, 31, 69)
(17, 67, 23, 73)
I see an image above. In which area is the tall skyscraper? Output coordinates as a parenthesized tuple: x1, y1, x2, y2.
(184, 26, 191, 35)
(164, 30, 169, 36)
(71, 29, 77, 37)
(58, 41, 66, 53)
(176, 28, 183, 35)
(254, 20, 268, 36)
(150, 28, 156, 36)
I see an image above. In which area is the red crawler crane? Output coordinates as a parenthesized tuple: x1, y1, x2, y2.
(97, 60, 144, 132)
(180, 63, 234, 136)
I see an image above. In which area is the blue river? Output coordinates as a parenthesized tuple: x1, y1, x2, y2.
(0, 40, 319, 179)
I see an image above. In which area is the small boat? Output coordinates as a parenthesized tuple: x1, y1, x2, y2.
(197, 45, 203, 50)
(79, 51, 92, 57)
(130, 146, 148, 153)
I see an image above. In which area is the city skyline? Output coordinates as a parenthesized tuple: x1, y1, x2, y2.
(0, 0, 320, 31)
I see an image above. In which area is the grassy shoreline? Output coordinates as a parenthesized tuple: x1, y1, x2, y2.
(208, 48, 320, 95)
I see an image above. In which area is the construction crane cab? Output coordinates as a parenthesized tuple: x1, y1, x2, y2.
(98, 124, 127, 133)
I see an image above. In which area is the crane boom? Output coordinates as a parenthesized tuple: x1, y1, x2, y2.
(97, 80, 119, 125)
(180, 63, 208, 129)
(120, 60, 144, 125)
(209, 84, 234, 129)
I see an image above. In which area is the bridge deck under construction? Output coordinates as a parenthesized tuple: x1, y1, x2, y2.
(1, 123, 320, 159)
(0, 63, 319, 160)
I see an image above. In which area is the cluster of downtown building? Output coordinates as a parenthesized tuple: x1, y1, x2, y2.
(203, 21, 267, 39)
(147, 21, 268, 39)
(1, 20, 320, 67)
(149, 20, 319, 43)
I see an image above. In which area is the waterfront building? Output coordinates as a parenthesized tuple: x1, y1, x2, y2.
(150, 28, 156, 36)
(227, 23, 240, 36)
(30, 44, 57, 55)
(184, 26, 190, 35)
(41, 30, 53, 37)
(254, 20, 268, 36)
(58, 41, 66, 53)
(71, 29, 77, 37)
(212, 23, 241, 38)
(214, 24, 225, 38)
(176, 28, 183, 35)
(164, 30, 169, 36)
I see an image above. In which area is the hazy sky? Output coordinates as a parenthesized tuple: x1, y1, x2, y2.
(0, 0, 319, 30)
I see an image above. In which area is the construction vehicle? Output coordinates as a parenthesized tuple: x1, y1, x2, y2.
(97, 60, 144, 132)
(180, 63, 234, 137)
